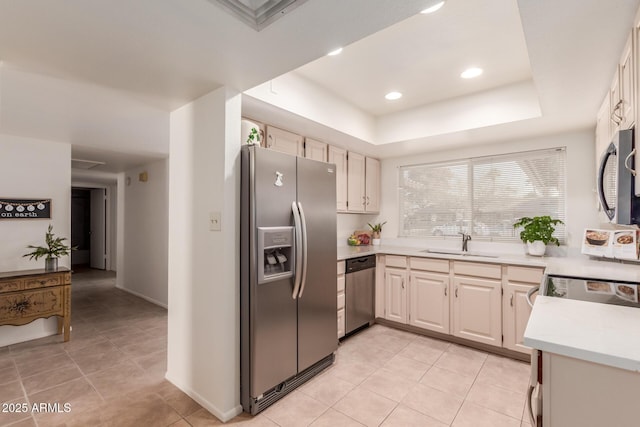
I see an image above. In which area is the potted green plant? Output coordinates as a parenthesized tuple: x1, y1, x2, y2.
(246, 127, 261, 145)
(23, 224, 75, 271)
(368, 221, 387, 246)
(513, 216, 564, 256)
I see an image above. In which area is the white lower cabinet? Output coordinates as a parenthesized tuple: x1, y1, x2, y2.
(384, 267, 407, 324)
(376, 255, 543, 353)
(337, 261, 346, 338)
(409, 271, 449, 334)
(502, 266, 543, 354)
(452, 275, 502, 346)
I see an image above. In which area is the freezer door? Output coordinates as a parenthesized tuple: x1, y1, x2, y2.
(243, 147, 299, 398)
(296, 157, 338, 371)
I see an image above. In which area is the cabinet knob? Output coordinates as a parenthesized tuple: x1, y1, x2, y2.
(401, 278, 404, 289)
(510, 294, 514, 307)
(444, 287, 448, 296)
(455, 287, 458, 298)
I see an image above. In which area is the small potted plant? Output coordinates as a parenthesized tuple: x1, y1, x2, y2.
(368, 221, 387, 246)
(23, 224, 75, 271)
(246, 127, 261, 145)
(513, 216, 563, 256)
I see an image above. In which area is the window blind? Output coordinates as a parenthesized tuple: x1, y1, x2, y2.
(399, 147, 566, 241)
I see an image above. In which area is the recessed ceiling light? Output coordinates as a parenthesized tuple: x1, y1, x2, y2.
(461, 67, 483, 79)
(385, 91, 403, 100)
(327, 47, 343, 56)
(421, 1, 445, 14)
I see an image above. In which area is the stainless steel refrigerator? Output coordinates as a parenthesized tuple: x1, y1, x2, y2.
(240, 145, 338, 415)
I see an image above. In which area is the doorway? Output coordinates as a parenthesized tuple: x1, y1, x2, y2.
(71, 187, 106, 269)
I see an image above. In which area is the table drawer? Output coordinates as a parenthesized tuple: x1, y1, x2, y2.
(0, 279, 23, 293)
(24, 273, 65, 290)
(0, 287, 63, 322)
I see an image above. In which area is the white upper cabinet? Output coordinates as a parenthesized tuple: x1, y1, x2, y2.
(347, 152, 380, 213)
(365, 157, 380, 213)
(347, 152, 366, 212)
(265, 126, 304, 157)
(619, 32, 635, 130)
(328, 145, 348, 212)
(304, 138, 328, 162)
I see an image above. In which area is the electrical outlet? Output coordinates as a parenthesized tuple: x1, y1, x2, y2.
(209, 212, 221, 231)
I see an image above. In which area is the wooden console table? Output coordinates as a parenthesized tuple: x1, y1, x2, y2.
(0, 268, 71, 341)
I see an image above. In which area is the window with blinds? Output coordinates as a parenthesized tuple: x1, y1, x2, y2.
(399, 147, 566, 241)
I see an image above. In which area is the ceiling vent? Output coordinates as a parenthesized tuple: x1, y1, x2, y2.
(210, 0, 308, 31)
(71, 159, 106, 170)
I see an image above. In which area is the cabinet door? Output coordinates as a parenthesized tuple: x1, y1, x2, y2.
(620, 33, 634, 130)
(610, 71, 622, 136)
(384, 267, 407, 324)
(337, 308, 345, 338)
(502, 282, 535, 354)
(365, 157, 380, 213)
(304, 138, 328, 162)
(409, 271, 449, 334)
(265, 126, 303, 157)
(595, 95, 611, 170)
(347, 152, 366, 212)
(328, 146, 348, 211)
(452, 276, 502, 346)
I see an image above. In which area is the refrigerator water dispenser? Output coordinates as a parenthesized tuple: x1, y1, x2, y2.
(257, 226, 294, 284)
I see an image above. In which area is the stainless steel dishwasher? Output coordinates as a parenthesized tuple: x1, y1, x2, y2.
(345, 255, 376, 335)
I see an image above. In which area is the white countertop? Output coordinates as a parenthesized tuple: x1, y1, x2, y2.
(338, 244, 640, 282)
(524, 296, 640, 372)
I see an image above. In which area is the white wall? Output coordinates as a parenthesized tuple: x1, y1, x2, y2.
(0, 134, 71, 346)
(379, 129, 598, 250)
(167, 86, 242, 421)
(119, 159, 168, 306)
(337, 213, 379, 245)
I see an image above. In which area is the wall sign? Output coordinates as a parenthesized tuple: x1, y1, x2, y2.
(0, 198, 51, 219)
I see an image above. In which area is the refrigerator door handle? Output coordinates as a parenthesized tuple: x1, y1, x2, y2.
(297, 202, 308, 298)
(292, 201, 302, 299)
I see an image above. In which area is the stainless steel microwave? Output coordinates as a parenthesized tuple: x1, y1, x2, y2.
(597, 129, 640, 224)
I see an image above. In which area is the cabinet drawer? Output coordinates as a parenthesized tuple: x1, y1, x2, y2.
(337, 292, 345, 310)
(0, 287, 63, 322)
(385, 255, 407, 269)
(0, 279, 23, 293)
(507, 265, 544, 284)
(337, 261, 345, 275)
(337, 274, 345, 294)
(24, 274, 64, 290)
(410, 257, 449, 273)
(453, 261, 501, 279)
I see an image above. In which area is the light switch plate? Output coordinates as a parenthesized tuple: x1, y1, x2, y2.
(209, 212, 221, 231)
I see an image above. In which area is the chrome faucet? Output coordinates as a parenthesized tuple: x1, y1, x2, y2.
(459, 232, 472, 252)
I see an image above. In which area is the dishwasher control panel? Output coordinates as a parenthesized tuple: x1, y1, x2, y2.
(346, 255, 376, 273)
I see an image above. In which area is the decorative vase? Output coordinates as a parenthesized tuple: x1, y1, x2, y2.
(45, 257, 58, 271)
(527, 241, 546, 256)
(372, 231, 380, 246)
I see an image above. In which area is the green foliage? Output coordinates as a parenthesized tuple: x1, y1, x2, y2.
(23, 224, 76, 260)
(367, 222, 387, 233)
(513, 216, 564, 246)
(246, 128, 261, 145)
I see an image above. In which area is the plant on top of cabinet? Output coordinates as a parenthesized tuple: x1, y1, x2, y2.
(513, 216, 563, 256)
(23, 224, 76, 271)
(246, 127, 261, 145)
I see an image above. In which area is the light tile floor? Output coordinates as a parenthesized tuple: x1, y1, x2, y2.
(0, 270, 533, 427)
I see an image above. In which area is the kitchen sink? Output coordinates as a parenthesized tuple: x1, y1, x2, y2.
(421, 249, 498, 258)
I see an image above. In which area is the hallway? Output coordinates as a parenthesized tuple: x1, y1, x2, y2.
(0, 270, 214, 426)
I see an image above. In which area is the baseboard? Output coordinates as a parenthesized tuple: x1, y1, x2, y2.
(115, 285, 168, 309)
(375, 318, 530, 363)
(165, 373, 243, 422)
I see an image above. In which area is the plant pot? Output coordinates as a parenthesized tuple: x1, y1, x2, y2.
(372, 238, 381, 246)
(45, 257, 58, 271)
(526, 241, 546, 256)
